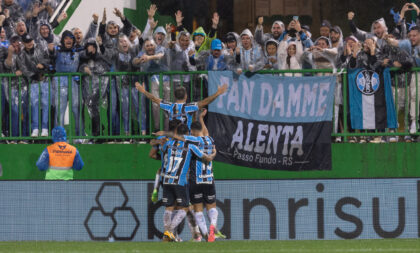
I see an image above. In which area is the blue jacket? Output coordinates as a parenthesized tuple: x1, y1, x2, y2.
(53, 46, 80, 73)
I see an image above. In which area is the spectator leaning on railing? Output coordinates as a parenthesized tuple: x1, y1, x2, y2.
(1, 1, 420, 143)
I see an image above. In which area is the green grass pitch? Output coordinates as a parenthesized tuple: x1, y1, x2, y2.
(1, 239, 420, 253)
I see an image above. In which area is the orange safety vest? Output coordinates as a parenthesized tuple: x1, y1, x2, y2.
(47, 142, 77, 171)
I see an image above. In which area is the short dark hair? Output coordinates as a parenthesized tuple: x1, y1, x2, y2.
(174, 86, 186, 100)
(177, 124, 189, 135)
(190, 121, 202, 131)
(169, 119, 181, 131)
(410, 26, 420, 33)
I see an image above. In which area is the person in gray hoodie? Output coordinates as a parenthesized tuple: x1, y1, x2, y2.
(2, 0, 24, 24)
(348, 11, 389, 51)
(330, 25, 344, 141)
(133, 38, 169, 132)
(168, 30, 196, 101)
(102, 34, 142, 136)
(254, 16, 285, 46)
(4, 35, 29, 138)
(263, 38, 280, 70)
(17, 33, 51, 137)
(79, 38, 111, 138)
(70, 14, 99, 53)
(237, 28, 264, 74)
(153, 26, 170, 54)
(98, 8, 133, 51)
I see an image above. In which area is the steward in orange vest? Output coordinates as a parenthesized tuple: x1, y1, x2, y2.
(36, 127, 84, 180)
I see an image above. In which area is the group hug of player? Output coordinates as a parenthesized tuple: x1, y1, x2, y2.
(135, 81, 228, 242)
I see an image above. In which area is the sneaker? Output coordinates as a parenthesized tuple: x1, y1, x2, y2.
(335, 137, 342, 143)
(410, 121, 417, 135)
(214, 230, 227, 239)
(162, 235, 171, 242)
(163, 230, 176, 242)
(31, 129, 39, 137)
(151, 189, 158, 203)
(348, 137, 357, 143)
(359, 137, 366, 143)
(73, 139, 82, 144)
(193, 235, 202, 242)
(41, 129, 49, 137)
(18, 140, 28, 144)
(381, 136, 387, 143)
(404, 136, 413, 143)
(388, 136, 398, 143)
(370, 137, 382, 143)
(208, 225, 215, 242)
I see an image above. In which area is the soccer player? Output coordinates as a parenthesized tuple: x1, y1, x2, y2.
(155, 109, 226, 241)
(150, 120, 203, 242)
(187, 110, 222, 242)
(149, 119, 182, 203)
(160, 123, 216, 242)
(134, 82, 227, 130)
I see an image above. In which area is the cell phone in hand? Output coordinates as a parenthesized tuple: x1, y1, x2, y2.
(293, 16, 299, 21)
(171, 25, 176, 41)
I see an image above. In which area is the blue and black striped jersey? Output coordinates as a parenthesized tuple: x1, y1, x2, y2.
(160, 139, 204, 186)
(160, 102, 199, 130)
(185, 135, 215, 184)
(152, 136, 170, 169)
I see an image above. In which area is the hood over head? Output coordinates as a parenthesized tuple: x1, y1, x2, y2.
(264, 38, 279, 55)
(272, 20, 285, 31)
(240, 29, 253, 40)
(52, 126, 66, 143)
(370, 18, 388, 36)
(314, 36, 332, 48)
(192, 26, 206, 40)
(225, 32, 239, 43)
(60, 30, 75, 48)
(154, 26, 167, 37)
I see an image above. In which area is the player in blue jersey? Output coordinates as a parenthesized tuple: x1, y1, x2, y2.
(155, 109, 226, 241)
(135, 81, 227, 129)
(187, 109, 225, 242)
(150, 119, 202, 242)
(160, 123, 217, 242)
(149, 119, 182, 203)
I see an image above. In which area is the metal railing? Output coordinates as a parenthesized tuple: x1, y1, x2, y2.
(0, 68, 418, 143)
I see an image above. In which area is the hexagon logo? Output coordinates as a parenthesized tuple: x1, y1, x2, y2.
(84, 182, 140, 241)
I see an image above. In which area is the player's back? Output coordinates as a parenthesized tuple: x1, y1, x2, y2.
(161, 139, 194, 186)
(160, 102, 199, 129)
(185, 135, 215, 184)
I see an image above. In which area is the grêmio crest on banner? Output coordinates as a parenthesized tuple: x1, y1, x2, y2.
(207, 71, 336, 171)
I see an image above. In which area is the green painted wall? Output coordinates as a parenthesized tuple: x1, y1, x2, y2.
(1, 143, 419, 180)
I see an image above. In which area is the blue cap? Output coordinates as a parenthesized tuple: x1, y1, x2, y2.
(211, 39, 222, 50)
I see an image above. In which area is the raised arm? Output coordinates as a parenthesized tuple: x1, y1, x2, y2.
(135, 82, 162, 104)
(199, 108, 209, 136)
(348, 12, 368, 42)
(153, 131, 186, 142)
(197, 83, 228, 109)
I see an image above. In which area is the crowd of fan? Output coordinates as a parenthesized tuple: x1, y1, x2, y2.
(0, 1, 419, 143)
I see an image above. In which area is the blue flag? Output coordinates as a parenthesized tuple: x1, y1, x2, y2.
(348, 68, 397, 130)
